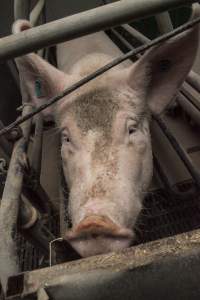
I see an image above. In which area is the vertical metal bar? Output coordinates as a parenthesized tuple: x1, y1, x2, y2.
(122, 24, 150, 43)
(30, 114, 43, 183)
(0, 121, 13, 159)
(153, 115, 200, 188)
(0, 0, 198, 62)
(0, 104, 33, 292)
(155, 12, 174, 33)
(14, 0, 30, 21)
(30, 0, 46, 26)
(186, 70, 200, 93)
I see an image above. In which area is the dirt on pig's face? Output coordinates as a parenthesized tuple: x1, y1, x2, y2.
(56, 83, 153, 257)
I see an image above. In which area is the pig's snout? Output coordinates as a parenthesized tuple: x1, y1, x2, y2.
(64, 215, 133, 257)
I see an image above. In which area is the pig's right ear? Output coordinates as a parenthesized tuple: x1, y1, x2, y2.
(13, 20, 66, 119)
(127, 5, 199, 115)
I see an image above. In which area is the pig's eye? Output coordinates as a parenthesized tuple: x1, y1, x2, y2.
(128, 125, 137, 135)
(62, 133, 70, 143)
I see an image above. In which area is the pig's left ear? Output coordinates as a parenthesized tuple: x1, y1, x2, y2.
(13, 20, 66, 119)
(127, 22, 199, 115)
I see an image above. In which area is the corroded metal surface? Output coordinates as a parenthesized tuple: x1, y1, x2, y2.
(6, 229, 200, 299)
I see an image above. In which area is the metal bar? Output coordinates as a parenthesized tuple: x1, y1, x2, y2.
(14, 0, 30, 21)
(121, 24, 150, 43)
(110, 28, 135, 53)
(154, 115, 200, 188)
(181, 83, 200, 111)
(0, 118, 55, 215)
(177, 92, 200, 126)
(186, 70, 200, 93)
(30, 0, 45, 26)
(23, 182, 56, 215)
(1, 17, 200, 138)
(0, 104, 33, 292)
(6, 60, 20, 89)
(0, 0, 198, 62)
(7, 229, 200, 299)
(0, 121, 13, 159)
(20, 217, 55, 255)
(30, 114, 43, 183)
(155, 12, 174, 33)
(107, 27, 200, 189)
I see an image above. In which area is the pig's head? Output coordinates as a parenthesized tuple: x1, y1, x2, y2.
(13, 18, 199, 257)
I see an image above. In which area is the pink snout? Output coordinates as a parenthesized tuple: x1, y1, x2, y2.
(64, 215, 133, 257)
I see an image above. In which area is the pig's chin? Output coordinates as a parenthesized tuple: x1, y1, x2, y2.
(64, 215, 134, 257)
(67, 237, 132, 257)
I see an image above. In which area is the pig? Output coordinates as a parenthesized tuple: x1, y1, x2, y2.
(13, 10, 199, 258)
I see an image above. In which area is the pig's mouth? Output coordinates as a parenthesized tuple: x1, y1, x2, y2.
(64, 215, 134, 241)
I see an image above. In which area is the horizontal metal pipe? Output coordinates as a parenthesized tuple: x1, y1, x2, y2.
(0, 104, 33, 292)
(1, 16, 200, 138)
(0, 0, 198, 61)
(121, 24, 150, 43)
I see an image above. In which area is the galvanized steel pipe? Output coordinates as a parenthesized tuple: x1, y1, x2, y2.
(30, 0, 45, 26)
(14, 0, 30, 20)
(0, 104, 33, 291)
(0, 0, 198, 61)
(186, 70, 200, 93)
(155, 12, 174, 33)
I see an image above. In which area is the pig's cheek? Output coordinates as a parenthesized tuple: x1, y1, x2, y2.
(61, 146, 74, 185)
(136, 140, 147, 155)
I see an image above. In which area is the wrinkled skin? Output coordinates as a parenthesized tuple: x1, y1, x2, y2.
(13, 14, 199, 257)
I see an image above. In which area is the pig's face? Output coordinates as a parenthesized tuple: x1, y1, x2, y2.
(14, 18, 199, 257)
(56, 83, 153, 256)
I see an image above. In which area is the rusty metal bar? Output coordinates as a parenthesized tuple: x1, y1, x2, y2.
(6, 229, 200, 299)
(0, 104, 33, 292)
(30, 0, 45, 26)
(0, 0, 198, 61)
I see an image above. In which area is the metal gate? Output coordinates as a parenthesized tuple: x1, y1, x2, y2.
(0, 0, 200, 299)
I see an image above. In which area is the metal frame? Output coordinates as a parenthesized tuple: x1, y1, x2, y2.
(1, 0, 200, 298)
(5, 229, 200, 300)
(0, 0, 198, 61)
